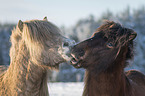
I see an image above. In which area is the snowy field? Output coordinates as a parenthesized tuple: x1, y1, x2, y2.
(48, 82, 84, 96)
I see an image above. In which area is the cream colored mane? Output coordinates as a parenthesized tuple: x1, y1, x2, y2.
(0, 17, 70, 96)
(10, 18, 63, 67)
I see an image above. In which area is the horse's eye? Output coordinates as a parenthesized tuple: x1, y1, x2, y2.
(107, 43, 114, 48)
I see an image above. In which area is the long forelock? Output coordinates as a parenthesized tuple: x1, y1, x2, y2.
(22, 20, 61, 46)
(22, 20, 61, 62)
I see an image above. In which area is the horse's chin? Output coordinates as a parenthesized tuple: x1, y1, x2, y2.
(43, 60, 64, 69)
(55, 60, 65, 66)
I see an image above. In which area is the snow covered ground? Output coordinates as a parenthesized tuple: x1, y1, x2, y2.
(48, 82, 84, 96)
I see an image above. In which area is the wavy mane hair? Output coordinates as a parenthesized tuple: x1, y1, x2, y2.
(0, 17, 71, 96)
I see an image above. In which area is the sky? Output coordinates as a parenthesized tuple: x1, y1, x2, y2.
(0, 0, 145, 27)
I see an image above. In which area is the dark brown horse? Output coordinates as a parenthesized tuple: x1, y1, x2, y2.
(70, 21, 145, 96)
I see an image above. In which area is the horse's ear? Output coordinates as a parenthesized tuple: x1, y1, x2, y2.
(43, 16, 48, 21)
(128, 32, 137, 41)
(18, 20, 23, 32)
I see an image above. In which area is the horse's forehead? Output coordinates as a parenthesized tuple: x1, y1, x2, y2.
(104, 30, 124, 37)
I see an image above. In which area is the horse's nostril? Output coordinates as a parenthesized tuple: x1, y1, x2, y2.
(63, 42, 69, 47)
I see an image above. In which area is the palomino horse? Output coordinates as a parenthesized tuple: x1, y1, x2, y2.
(0, 17, 74, 96)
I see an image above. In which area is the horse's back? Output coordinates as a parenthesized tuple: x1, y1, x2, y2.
(126, 70, 145, 86)
(126, 70, 145, 96)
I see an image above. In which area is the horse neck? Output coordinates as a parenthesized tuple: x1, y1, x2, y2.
(3, 44, 49, 96)
(83, 71, 127, 96)
(83, 53, 131, 96)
